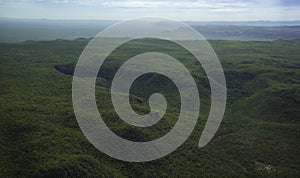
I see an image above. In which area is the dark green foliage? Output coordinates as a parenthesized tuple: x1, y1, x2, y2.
(0, 39, 299, 177)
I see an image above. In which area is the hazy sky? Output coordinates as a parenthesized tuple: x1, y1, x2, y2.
(0, 0, 299, 21)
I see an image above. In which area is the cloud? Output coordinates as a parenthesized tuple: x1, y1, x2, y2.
(100, 0, 250, 9)
(46, 0, 253, 9)
(0, 0, 299, 20)
(278, 0, 300, 6)
(1, 0, 252, 9)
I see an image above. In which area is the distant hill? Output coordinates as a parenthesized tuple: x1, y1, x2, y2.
(186, 20, 300, 26)
(1, 18, 300, 43)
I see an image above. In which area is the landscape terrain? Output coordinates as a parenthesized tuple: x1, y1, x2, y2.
(0, 36, 299, 177)
(1, 18, 300, 42)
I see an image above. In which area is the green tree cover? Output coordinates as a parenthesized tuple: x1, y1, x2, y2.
(0, 39, 299, 177)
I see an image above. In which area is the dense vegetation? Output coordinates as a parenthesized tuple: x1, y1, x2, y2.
(0, 38, 299, 177)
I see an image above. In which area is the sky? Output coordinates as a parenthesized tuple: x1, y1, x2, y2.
(0, 0, 299, 21)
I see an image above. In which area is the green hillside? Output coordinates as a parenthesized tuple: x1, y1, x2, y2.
(0, 39, 299, 177)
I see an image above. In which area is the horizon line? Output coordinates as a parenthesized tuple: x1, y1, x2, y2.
(1, 16, 300, 22)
